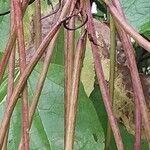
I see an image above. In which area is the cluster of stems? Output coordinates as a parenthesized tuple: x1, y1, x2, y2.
(0, 0, 150, 149)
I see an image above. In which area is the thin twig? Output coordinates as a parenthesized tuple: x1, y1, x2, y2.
(41, 0, 61, 20)
(34, 0, 42, 49)
(0, 30, 16, 85)
(65, 30, 87, 150)
(13, 0, 29, 149)
(2, 3, 16, 148)
(64, 8, 75, 149)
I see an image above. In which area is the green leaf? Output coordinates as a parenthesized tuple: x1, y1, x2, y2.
(140, 21, 150, 39)
(0, 0, 10, 13)
(121, 0, 150, 30)
(0, 0, 10, 51)
(0, 51, 4, 60)
(0, 63, 104, 149)
(0, 68, 19, 103)
(51, 27, 64, 65)
(81, 39, 95, 96)
(0, 15, 10, 52)
(89, 84, 149, 149)
(0, 76, 8, 102)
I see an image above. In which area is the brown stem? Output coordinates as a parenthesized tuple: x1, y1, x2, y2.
(29, 33, 58, 128)
(85, 0, 124, 149)
(64, 17, 75, 146)
(117, 27, 150, 147)
(65, 31, 87, 150)
(13, 0, 29, 149)
(34, 0, 42, 49)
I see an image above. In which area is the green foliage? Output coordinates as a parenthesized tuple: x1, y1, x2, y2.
(0, 0, 10, 13)
(92, 0, 107, 20)
(121, 0, 150, 31)
(0, 0, 150, 149)
(89, 83, 149, 150)
(51, 27, 64, 65)
(0, 51, 3, 60)
(134, 22, 150, 74)
(140, 21, 150, 39)
(0, 66, 19, 103)
(0, 63, 104, 149)
(0, 0, 10, 51)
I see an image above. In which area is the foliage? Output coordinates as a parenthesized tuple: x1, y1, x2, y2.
(89, 83, 149, 150)
(120, 0, 150, 30)
(0, 0, 150, 149)
(0, 63, 104, 149)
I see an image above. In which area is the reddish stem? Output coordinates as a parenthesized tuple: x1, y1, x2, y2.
(85, 1, 124, 150)
(34, 0, 42, 49)
(13, 0, 29, 149)
(0, 0, 32, 84)
(104, 2, 150, 52)
(113, 2, 141, 149)
(112, 0, 150, 148)
(2, 3, 16, 149)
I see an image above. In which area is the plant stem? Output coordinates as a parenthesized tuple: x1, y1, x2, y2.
(65, 31, 87, 150)
(105, 14, 116, 150)
(19, 31, 59, 150)
(64, 17, 75, 147)
(0, 22, 60, 149)
(0, 0, 32, 85)
(2, 1, 16, 149)
(13, 0, 29, 149)
(112, 1, 143, 149)
(85, 0, 124, 149)
(0, 30, 16, 85)
(0, 0, 78, 147)
(34, 0, 42, 49)
(2, 50, 16, 150)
